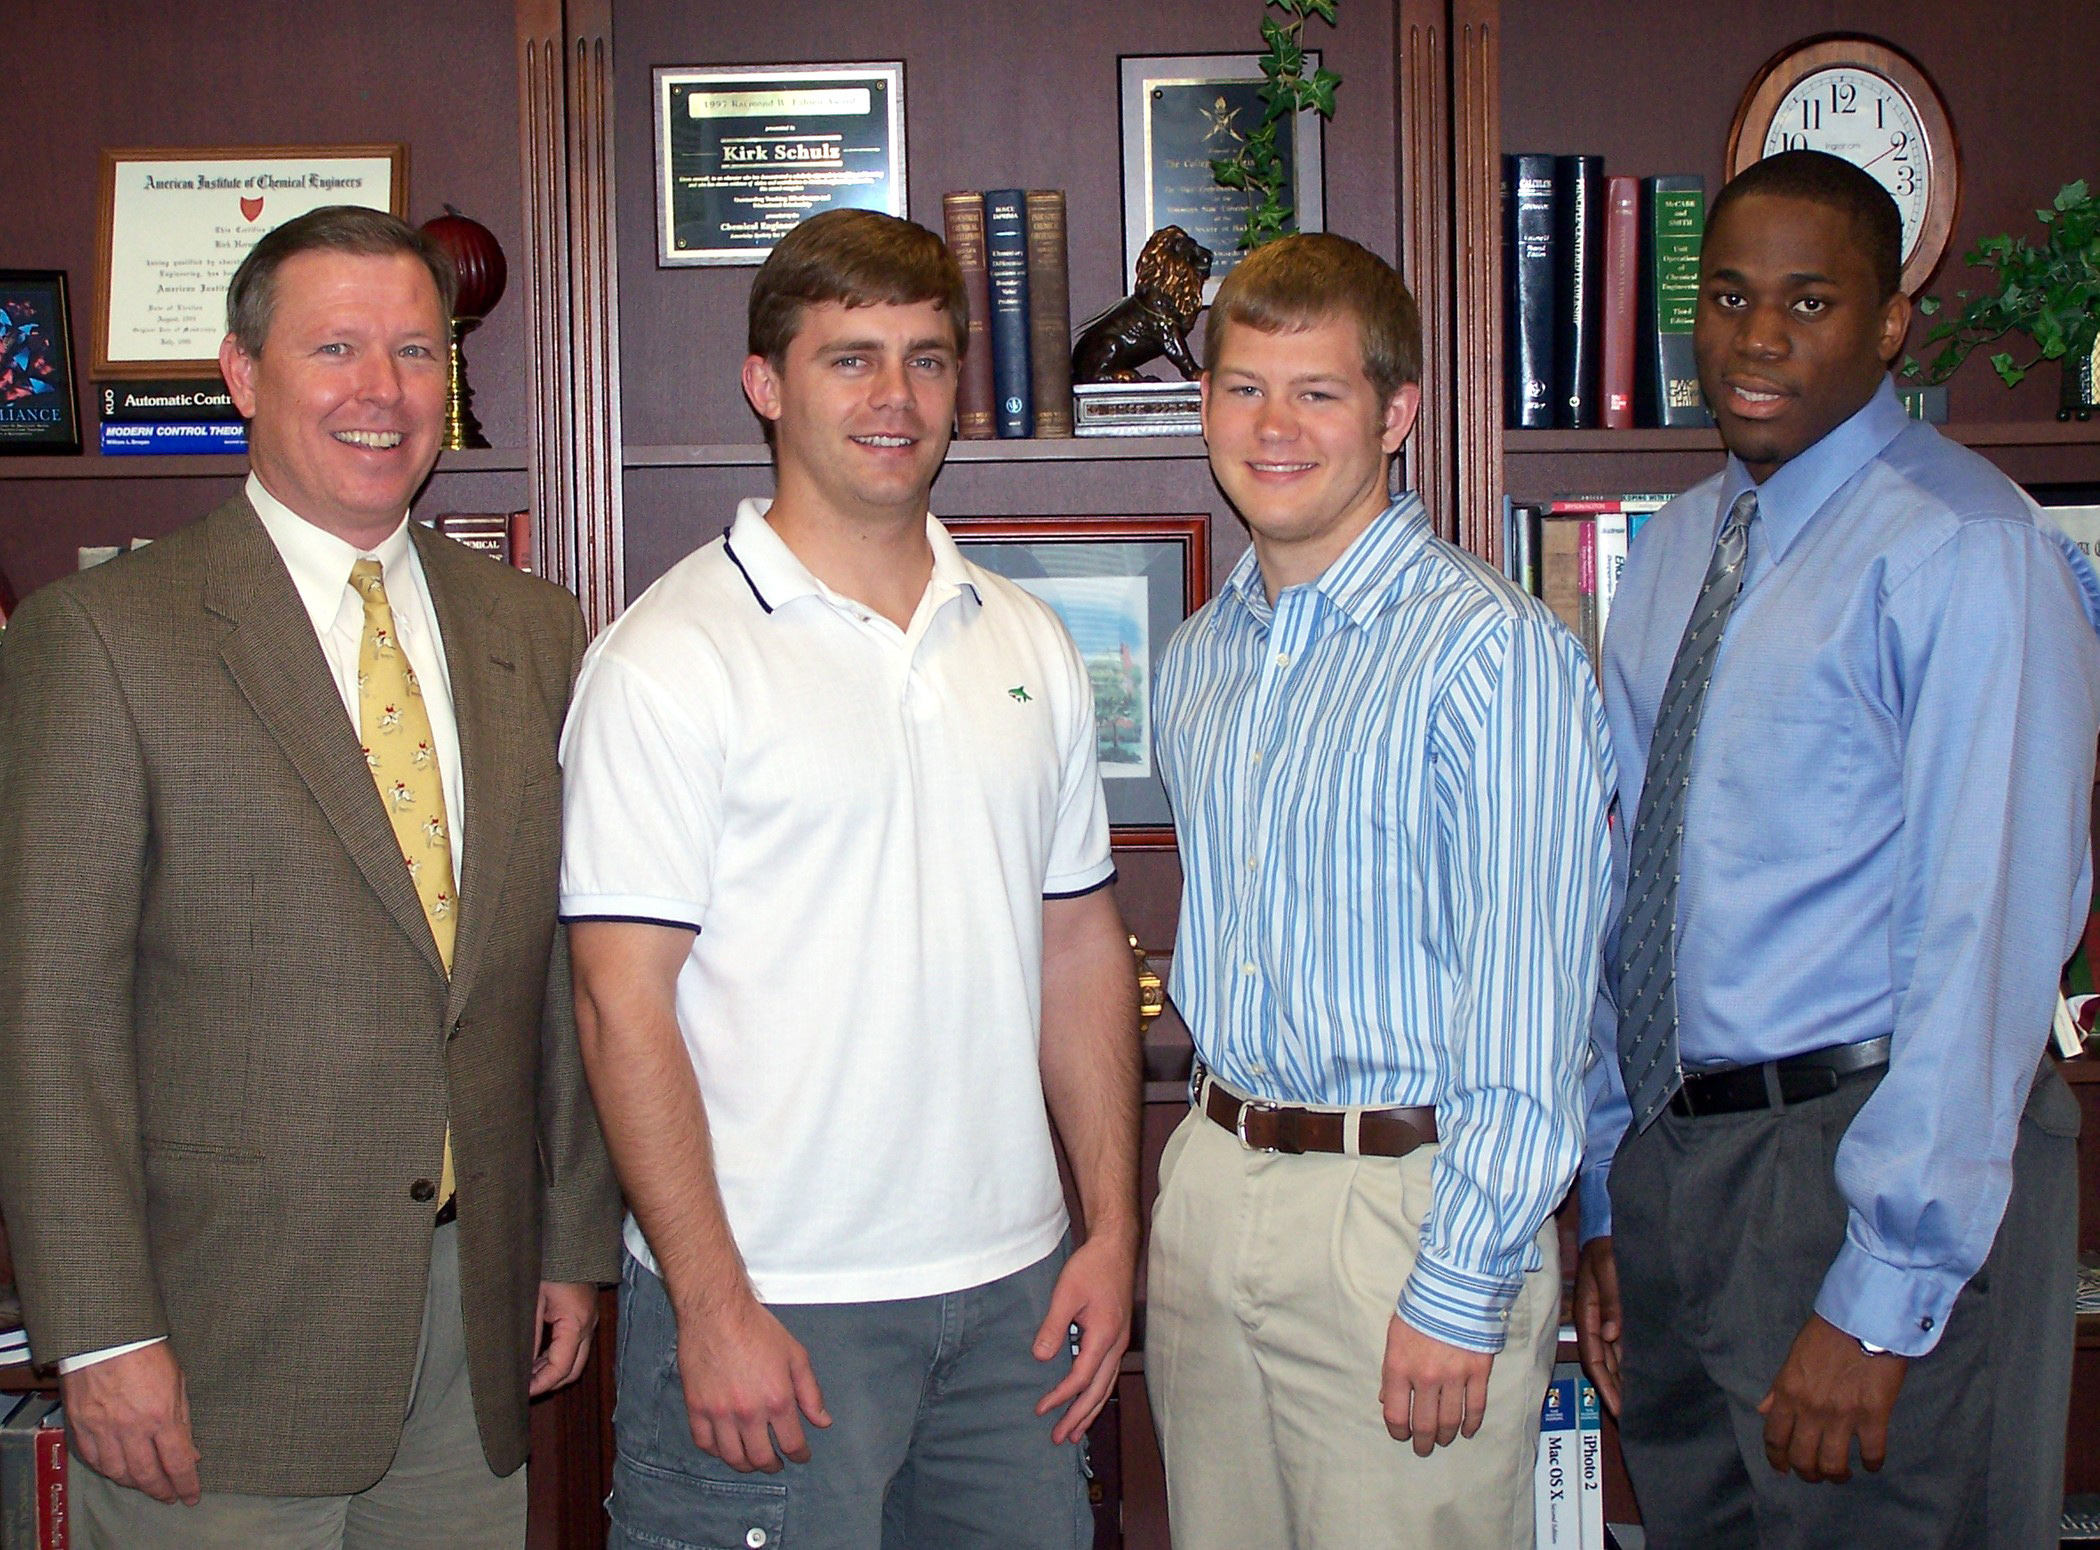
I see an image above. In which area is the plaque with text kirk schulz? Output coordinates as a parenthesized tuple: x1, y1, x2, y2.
(654, 63, 906, 266)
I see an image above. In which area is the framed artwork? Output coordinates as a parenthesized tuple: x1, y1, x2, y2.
(2027, 483, 2100, 561)
(1118, 53, 1326, 295)
(945, 515, 1211, 849)
(0, 271, 81, 455)
(95, 145, 406, 377)
(654, 63, 907, 266)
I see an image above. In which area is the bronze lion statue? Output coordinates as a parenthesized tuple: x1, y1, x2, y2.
(1070, 226, 1213, 384)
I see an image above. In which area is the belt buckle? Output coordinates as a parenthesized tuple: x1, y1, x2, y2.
(1235, 1098, 1279, 1152)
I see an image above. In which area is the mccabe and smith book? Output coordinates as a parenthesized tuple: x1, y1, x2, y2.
(1638, 175, 1712, 428)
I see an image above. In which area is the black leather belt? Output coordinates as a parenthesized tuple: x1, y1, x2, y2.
(1668, 1035, 1892, 1119)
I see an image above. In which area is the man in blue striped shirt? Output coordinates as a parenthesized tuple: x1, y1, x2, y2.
(1146, 233, 1614, 1549)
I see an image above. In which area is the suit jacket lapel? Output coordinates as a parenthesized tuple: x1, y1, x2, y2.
(414, 525, 525, 1022)
(205, 497, 448, 980)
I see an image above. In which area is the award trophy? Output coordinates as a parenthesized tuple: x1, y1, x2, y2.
(418, 207, 508, 451)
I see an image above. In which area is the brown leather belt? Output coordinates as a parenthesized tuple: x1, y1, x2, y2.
(1201, 1077, 1438, 1158)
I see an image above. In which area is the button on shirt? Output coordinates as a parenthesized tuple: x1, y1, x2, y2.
(1581, 380, 2100, 1355)
(1156, 494, 1615, 1350)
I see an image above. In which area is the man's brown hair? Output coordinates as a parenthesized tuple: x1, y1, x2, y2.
(225, 205, 457, 356)
(1204, 232, 1422, 402)
(747, 208, 968, 363)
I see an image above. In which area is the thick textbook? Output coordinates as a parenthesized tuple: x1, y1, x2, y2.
(1638, 176, 1712, 427)
(1503, 154, 1558, 429)
(984, 190, 1033, 439)
(940, 192, 998, 440)
(1024, 191, 1074, 438)
(1554, 155, 1604, 429)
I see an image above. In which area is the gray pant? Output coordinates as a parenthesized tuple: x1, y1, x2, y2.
(607, 1246, 1092, 1550)
(1609, 1062, 2079, 1550)
(71, 1221, 527, 1550)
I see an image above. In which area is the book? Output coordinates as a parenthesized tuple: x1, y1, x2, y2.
(1577, 517, 1599, 661)
(1600, 176, 1640, 430)
(1553, 155, 1604, 429)
(422, 513, 514, 566)
(1534, 1371, 1579, 1548)
(1637, 176, 1711, 427)
(940, 192, 998, 440)
(1575, 1368, 1605, 1550)
(1503, 154, 1559, 429)
(1024, 190, 1074, 438)
(984, 189, 1033, 439)
(0, 1394, 63, 1550)
(1539, 513, 1586, 644)
(99, 421, 246, 455)
(95, 377, 238, 424)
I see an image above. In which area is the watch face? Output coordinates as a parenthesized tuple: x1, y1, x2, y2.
(1763, 66, 1929, 261)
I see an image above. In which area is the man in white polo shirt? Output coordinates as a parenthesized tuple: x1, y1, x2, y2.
(560, 208, 1141, 1550)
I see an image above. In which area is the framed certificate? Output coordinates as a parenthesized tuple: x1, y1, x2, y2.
(94, 145, 406, 378)
(1119, 53, 1326, 294)
(654, 63, 907, 267)
(943, 515, 1211, 849)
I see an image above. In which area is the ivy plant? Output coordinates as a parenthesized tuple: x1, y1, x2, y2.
(1210, 0, 1341, 253)
(1906, 179, 2100, 388)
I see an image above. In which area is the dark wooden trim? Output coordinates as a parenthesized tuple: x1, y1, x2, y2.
(566, 0, 626, 632)
(1398, 0, 1453, 537)
(517, 0, 573, 607)
(1451, 0, 1502, 564)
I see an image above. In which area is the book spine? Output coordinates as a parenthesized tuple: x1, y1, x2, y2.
(1639, 176, 1712, 427)
(98, 422, 247, 455)
(1594, 508, 1629, 646)
(507, 510, 534, 574)
(1503, 155, 1559, 429)
(941, 193, 998, 441)
(1517, 502, 1544, 598)
(984, 190, 1033, 439)
(1533, 1374, 1578, 1548)
(1025, 191, 1074, 438)
(1575, 1373, 1604, 1550)
(34, 1417, 63, 1550)
(1539, 515, 1585, 642)
(1577, 518, 1598, 663)
(1601, 176, 1640, 430)
(95, 378, 238, 424)
(1553, 155, 1604, 428)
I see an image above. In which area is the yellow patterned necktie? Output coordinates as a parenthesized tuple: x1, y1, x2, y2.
(352, 559, 455, 1210)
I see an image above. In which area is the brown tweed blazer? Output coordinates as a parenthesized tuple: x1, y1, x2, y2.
(0, 496, 622, 1495)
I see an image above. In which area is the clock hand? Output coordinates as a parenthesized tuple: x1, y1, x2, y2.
(1856, 142, 1903, 172)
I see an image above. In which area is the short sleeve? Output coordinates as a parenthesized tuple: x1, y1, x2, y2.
(558, 649, 724, 929)
(1042, 629, 1115, 898)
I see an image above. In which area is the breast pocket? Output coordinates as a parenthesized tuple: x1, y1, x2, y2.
(1701, 695, 1867, 861)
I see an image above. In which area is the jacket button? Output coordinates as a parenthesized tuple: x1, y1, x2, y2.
(410, 1178, 437, 1203)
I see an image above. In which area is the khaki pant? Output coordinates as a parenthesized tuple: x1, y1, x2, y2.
(1146, 1102, 1559, 1550)
(71, 1222, 526, 1550)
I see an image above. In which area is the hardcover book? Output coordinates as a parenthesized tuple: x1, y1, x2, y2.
(940, 193, 998, 440)
(99, 422, 246, 455)
(1024, 191, 1074, 438)
(1553, 155, 1604, 428)
(1638, 175, 1712, 427)
(1503, 155, 1559, 429)
(984, 190, 1033, 439)
(1600, 176, 1640, 430)
(96, 377, 238, 425)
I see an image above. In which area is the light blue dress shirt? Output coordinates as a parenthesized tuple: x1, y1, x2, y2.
(1157, 494, 1615, 1352)
(1581, 379, 2100, 1356)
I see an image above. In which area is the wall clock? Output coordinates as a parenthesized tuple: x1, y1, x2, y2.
(1726, 34, 1960, 296)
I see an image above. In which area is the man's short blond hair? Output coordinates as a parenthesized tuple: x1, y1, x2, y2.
(1204, 233, 1422, 402)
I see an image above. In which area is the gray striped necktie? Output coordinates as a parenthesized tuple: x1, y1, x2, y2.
(1615, 489, 1757, 1130)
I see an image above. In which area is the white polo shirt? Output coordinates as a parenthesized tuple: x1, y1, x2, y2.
(560, 498, 1114, 1303)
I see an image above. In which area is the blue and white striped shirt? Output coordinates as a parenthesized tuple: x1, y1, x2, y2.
(1155, 494, 1615, 1351)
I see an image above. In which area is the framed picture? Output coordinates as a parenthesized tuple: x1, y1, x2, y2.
(1118, 53, 1326, 295)
(654, 63, 906, 267)
(95, 145, 406, 377)
(0, 271, 81, 455)
(2027, 483, 2100, 561)
(946, 516, 1211, 849)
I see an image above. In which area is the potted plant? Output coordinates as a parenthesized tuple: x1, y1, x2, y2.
(1906, 179, 2099, 419)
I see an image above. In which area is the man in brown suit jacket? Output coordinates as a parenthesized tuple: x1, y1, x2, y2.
(0, 208, 621, 1548)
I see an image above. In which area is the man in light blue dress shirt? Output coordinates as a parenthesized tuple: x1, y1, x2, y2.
(1575, 151, 2100, 1549)
(1147, 233, 1613, 1549)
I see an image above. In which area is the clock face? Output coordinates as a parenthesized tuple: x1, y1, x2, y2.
(1762, 67, 1931, 262)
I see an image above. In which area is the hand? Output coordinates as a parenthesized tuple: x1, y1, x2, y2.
(1381, 1316, 1495, 1457)
(61, 1342, 203, 1505)
(1573, 1237, 1623, 1416)
(1031, 1232, 1137, 1444)
(675, 1295, 831, 1473)
(529, 1281, 601, 1396)
(1757, 1313, 1909, 1483)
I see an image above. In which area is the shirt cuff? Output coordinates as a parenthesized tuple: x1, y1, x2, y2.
(56, 1336, 165, 1374)
(1577, 1163, 1614, 1244)
(1397, 1250, 1522, 1355)
(1813, 1234, 1961, 1358)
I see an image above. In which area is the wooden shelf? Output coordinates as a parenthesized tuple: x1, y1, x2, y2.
(0, 1363, 55, 1395)
(0, 448, 531, 481)
(623, 437, 1211, 470)
(1506, 420, 2100, 457)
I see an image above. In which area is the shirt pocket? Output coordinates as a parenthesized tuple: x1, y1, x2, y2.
(1700, 693, 1865, 862)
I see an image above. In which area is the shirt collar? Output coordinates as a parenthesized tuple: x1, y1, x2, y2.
(1220, 492, 1430, 630)
(1716, 377, 1909, 563)
(724, 496, 977, 616)
(245, 472, 414, 636)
